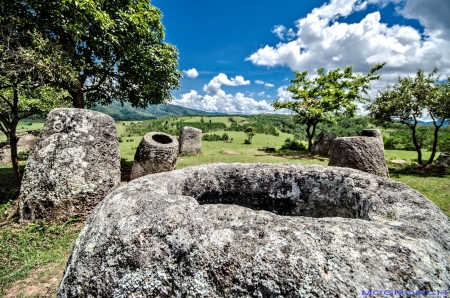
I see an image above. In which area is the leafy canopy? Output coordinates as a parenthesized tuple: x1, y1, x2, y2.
(0, 27, 75, 183)
(8, 0, 181, 108)
(368, 68, 450, 165)
(273, 63, 385, 150)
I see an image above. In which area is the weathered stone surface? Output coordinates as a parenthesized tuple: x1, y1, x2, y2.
(435, 152, 450, 166)
(391, 159, 409, 165)
(179, 126, 202, 156)
(222, 150, 240, 155)
(361, 129, 384, 146)
(329, 136, 389, 177)
(129, 132, 178, 180)
(18, 108, 121, 222)
(0, 133, 38, 164)
(311, 130, 336, 156)
(58, 163, 450, 297)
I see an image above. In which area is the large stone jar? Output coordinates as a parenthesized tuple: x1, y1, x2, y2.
(129, 132, 178, 180)
(329, 136, 389, 177)
(179, 126, 202, 156)
(361, 129, 384, 146)
(18, 108, 120, 222)
(58, 163, 450, 297)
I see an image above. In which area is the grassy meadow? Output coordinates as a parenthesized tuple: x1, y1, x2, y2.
(0, 115, 449, 297)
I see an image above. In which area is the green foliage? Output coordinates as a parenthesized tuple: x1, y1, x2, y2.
(124, 119, 228, 137)
(280, 138, 308, 151)
(273, 63, 385, 151)
(2, 0, 181, 108)
(368, 69, 450, 164)
(202, 133, 230, 141)
(17, 149, 30, 160)
(244, 126, 256, 144)
(226, 116, 279, 136)
(438, 127, 450, 152)
(0, 24, 74, 183)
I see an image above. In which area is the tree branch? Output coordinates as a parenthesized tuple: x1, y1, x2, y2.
(0, 93, 14, 109)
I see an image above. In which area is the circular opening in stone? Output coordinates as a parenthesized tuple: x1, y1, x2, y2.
(152, 134, 173, 144)
(181, 167, 371, 220)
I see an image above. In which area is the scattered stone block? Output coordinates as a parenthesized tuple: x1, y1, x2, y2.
(129, 132, 178, 180)
(58, 163, 450, 297)
(435, 152, 450, 166)
(390, 159, 409, 165)
(179, 126, 202, 156)
(221, 150, 240, 155)
(18, 108, 121, 222)
(0, 133, 39, 164)
(311, 130, 336, 156)
(329, 136, 389, 177)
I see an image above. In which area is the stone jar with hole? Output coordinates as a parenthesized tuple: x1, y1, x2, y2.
(18, 108, 121, 223)
(129, 132, 179, 180)
(361, 129, 384, 147)
(179, 126, 202, 156)
(58, 163, 450, 297)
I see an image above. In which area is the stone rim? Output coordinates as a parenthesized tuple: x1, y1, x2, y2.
(143, 131, 178, 148)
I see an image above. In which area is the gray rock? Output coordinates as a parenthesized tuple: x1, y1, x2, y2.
(0, 133, 38, 164)
(18, 108, 121, 222)
(58, 163, 450, 297)
(361, 129, 384, 146)
(179, 126, 202, 156)
(311, 130, 336, 156)
(129, 132, 178, 180)
(435, 152, 450, 166)
(329, 136, 389, 177)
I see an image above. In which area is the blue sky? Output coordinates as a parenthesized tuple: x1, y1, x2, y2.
(152, 0, 450, 114)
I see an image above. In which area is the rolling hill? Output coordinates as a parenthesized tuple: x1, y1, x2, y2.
(90, 101, 213, 120)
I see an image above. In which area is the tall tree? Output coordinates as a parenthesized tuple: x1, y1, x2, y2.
(0, 28, 75, 184)
(368, 69, 450, 165)
(9, 0, 181, 109)
(273, 64, 385, 151)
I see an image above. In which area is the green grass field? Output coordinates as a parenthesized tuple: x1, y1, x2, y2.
(0, 117, 449, 296)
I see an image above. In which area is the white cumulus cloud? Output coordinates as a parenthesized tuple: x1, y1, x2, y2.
(172, 90, 274, 114)
(255, 80, 265, 84)
(203, 73, 250, 95)
(183, 68, 199, 79)
(265, 83, 275, 88)
(172, 73, 273, 114)
(246, 0, 450, 90)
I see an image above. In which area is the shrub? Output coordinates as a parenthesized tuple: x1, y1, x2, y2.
(202, 134, 228, 141)
(17, 149, 31, 160)
(244, 139, 251, 145)
(280, 138, 307, 151)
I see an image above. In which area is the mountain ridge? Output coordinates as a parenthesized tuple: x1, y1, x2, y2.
(90, 101, 214, 120)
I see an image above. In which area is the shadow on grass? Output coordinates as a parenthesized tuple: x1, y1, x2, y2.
(389, 163, 449, 178)
(0, 164, 25, 206)
(270, 150, 329, 161)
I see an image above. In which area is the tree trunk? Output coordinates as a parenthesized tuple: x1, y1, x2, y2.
(71, 79, 86, 108)
(410, 123, 423, 165)
(427, 124, 441, 165)
(9, 133, 22, 186)
(306, 123, 313, 152)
